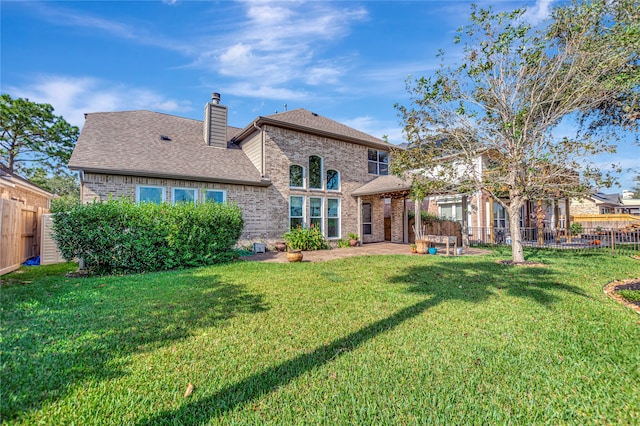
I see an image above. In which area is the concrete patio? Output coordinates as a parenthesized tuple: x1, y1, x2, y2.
(243, 242, 491, 263)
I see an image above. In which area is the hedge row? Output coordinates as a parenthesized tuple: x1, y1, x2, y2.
(51, 199, 244, 274)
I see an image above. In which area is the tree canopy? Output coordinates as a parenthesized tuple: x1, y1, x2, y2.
(0, 94, 79, 175)
(392, 0, 639, 263)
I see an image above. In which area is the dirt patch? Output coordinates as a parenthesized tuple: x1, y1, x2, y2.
(603, 278, 640, 314)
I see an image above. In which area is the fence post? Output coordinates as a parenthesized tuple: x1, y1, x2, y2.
(611, 229, 615, 255)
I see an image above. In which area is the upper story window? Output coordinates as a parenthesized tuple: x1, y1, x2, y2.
(136, 185, 165, 204)
(204, 189, 226, 203)
(368, 149, 389, 175)
(290, 164, 304, 188)
(309, 155, 323, 189)
(326, 169, 340, 191)
(173, 187, 197, 204)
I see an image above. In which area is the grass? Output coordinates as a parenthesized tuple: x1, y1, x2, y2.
(618, 289, 640, 302)
(1, 249, 639, 424)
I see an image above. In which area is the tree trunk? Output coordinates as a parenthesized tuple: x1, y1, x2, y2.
(507, 202, 525, 263)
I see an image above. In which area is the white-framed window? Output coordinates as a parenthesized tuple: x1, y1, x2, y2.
(173, 187, 197, 204)
(494, 202, 507, 228)
(290, 196, 304, 229)
(368, 149, 389, 175)
(326, 169, 340, 191)
(204, 189, 226, 203)
(309, 155, 323, 189)
(327, 198, 340, 239)
(362, 202, 372, 235)
(136, 185, 165, 204)
(289, 164, 305, 188)
(439, 202, 462, 222)
(310, 197, 323, 231)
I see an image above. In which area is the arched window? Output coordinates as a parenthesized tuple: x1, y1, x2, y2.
(290, 164, 304, 188)
(326, 169, 340, 191)
(309, 155, 322, 189)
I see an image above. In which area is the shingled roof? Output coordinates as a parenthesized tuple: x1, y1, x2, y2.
(234, 108, 392, 150)
(352, 174, 412, 197)
(69, 111, 269, 186)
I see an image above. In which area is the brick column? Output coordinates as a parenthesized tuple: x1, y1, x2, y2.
(390, 198, 404, 243)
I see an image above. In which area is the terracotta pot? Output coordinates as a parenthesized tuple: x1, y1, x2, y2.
(286, 250, 303, 262)
(275, 242, 287, 252)
(415, 240, 429, 254)
(349, 239, 359, 247)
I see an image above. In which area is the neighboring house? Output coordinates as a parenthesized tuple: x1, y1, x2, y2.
(570, 192, 625, 215)
(0, 164, 54, 209)
(69, 93, 409, 245)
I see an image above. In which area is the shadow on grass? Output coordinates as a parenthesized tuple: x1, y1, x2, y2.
(138, 257, 588, 424)
(0, 267, 268, 421)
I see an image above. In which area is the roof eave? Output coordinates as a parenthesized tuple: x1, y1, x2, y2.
(233, 117, 396, 151)
(70, 166, 272, 187)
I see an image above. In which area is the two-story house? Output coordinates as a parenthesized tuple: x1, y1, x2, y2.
(68, 93, 411, 245)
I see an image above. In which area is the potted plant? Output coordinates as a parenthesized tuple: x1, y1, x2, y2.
(286, 246, 303, 262)
(412, 224, 429, 254)
(410, 243, 417, 253)
(348, 233, 360, 247)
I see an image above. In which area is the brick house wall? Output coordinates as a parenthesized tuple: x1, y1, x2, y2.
(80, 125, 391, 245)
(251, 125, 388, 243)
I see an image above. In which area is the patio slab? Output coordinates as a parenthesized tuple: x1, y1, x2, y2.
(242, 242, 491, 263)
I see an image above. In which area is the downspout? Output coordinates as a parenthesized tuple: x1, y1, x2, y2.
(253, 121, 265, 177)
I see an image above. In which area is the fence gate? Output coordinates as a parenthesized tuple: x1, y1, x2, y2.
(0, 199, 46, 275)
(41, 214, 65, 265)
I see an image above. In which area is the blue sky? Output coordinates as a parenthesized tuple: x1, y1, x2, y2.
(2, 0, 637, 191)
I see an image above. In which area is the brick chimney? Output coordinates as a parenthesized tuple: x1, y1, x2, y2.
(203, 92, 227, 148)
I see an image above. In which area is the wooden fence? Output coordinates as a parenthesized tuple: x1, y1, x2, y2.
(0, 199, 47, 275)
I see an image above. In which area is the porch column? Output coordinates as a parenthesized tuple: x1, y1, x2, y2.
(403, 199, 409, 244)
(461, 195, 469, 248)
(553, 200, 560, 243)
(414, 197, 422, 240)
(489, 198, 495, 243)
(357, 196, 362, 241)
(390, 198, 404, 243)
(565, 198, 571, 243)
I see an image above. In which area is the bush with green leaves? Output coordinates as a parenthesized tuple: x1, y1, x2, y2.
(283, 225, 330, 251)
(51, 199, 243, 274)
(570, 222, 584, 236)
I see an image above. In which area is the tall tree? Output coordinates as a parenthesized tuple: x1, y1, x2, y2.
(26, 167, 80, 202)
(0, 94, 79, 175)
(632, 174, 640, 198)
(393, 0, 639, 263)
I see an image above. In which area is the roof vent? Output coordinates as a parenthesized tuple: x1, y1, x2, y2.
(312, 112, 318, 117)
(211, 92, 221, 105)
(160, 135, 172, 141)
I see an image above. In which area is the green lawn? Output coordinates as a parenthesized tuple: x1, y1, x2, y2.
(1, 250, 639, 425)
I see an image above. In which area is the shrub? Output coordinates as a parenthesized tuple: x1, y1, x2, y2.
(283, 225, 330, 251)
(570, 222, 584, 236)
(51, 199, 243, 274)
(336, 239, 351, 248)
(408, 210, 442, 224)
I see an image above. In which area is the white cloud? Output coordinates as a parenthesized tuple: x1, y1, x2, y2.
(194, 1, 367, 99)
(7, 75, 192, 127)
(523, 0, 554, 25)
(31, 2, 194, 55)
(341, 116, 404, 145)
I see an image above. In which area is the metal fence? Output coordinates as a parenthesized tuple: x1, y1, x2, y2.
(467, 226, 640, 256)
